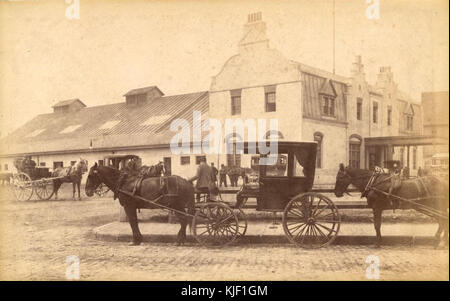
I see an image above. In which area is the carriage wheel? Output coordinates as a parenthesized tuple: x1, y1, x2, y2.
(282, 193, 340, 248)
(235, 208, 248, 239)
(192, 202, 239, 247)
(12, 173, 33, 201)
(94, 183, 110, 197)
(34, 180, 54, 200)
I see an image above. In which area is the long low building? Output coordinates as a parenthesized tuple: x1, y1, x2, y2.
(0, 13, 428, 185)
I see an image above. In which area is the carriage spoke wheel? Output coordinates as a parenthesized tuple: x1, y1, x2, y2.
(192, 202, 239, 247)
(94, 183, 110, 197)
(235, 208, 248, 239)
(34, 180, 54, 200)
(282, 193, 340, 248)
(12, 173, 33, 201)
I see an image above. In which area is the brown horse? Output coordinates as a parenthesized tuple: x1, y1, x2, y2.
(84, 163, 195, 246)
(334, 164, 449, 248)
(52, 159, 88, 200)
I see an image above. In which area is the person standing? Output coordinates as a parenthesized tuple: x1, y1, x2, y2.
(211, 162, 218, 184)
(188, 158, 214, 202)
(219, 164, 228, 187)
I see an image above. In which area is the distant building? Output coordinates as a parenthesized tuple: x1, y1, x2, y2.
(0, 13, 425, 184)
(422, 91, 449, 168)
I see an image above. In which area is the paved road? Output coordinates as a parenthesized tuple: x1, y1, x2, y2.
(0, 186, 448, 280)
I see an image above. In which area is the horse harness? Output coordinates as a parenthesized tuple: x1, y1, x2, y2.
(113, 172, 179, 201)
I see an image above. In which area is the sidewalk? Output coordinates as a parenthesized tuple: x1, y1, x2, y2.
(92, 220, 439, 246)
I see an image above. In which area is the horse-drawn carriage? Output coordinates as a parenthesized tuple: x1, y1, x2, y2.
(11, 157, 58, 201)
(94, 155, 142, 196)
(86, 141, 342, 248)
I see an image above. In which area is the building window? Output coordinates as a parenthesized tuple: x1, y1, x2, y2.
(265, 92, 276, 112)
(314, 132, 323, 169)
(413, 147, 417, 169)
(373, 102, 378, 123)
(0, 165, 2, 171)
(387, 106, 392, 126)
(322, 96, 335, 117)
(53, 162, 63, 169)
(231, 96, 241, 115)
(39, 162, 46, 167)
(406, 115, 413, 131)
(356, 98, 362, 120)
(98, 160, 104, 166)
(195, 156, 206, 165)
(349, 135, 362, 168)
(180, 156, 190, 165)
(4, 164, 8, 171)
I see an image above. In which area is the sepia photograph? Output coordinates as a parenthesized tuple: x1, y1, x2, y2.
(0, 0, 448, 284)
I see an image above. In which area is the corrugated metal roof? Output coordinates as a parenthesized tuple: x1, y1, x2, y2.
(1, 91, 208, 155)
(301, 72, 347, 122)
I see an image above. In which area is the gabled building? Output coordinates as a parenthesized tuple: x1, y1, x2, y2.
(0, 13, 426, 185)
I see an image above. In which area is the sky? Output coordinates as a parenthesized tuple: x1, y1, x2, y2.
(0, 0, 448, 138)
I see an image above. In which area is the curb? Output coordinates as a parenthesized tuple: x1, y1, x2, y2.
(92, 224, 438, 247)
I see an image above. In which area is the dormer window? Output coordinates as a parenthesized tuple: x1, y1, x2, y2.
(322, 95, 335, 117)
(406, 115, 413, 131)
(124, 86, 164, 106)
(319, 79, 337, 118)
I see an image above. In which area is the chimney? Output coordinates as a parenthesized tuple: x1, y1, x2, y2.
(238, 12, 269, 51)
(351, 55, 365, 77)
(376, 66, 394, 88)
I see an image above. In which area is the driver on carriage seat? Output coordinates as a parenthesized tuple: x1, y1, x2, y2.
(188, 157, 215, 202)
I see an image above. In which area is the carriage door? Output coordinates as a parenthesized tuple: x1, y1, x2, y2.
(163, 157, 171, 176)
(258, 153, 289, 211)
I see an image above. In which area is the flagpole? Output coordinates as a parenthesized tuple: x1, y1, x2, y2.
(333, 0, 336, 74)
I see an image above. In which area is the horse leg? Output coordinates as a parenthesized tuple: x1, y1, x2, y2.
(53, 181, 61, 200)
(123, 202, 143, 246)
(434, 221, 444, 248)
(175, 211, 188, 246)
(373, 207, 383, 248)
(77, 180, 81, 200)
(72, 181, 76, 199)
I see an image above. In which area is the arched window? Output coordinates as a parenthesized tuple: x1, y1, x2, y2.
(349, 134, 362, 168)
(264, 130, 284, 140)
(314, 132, 323, 168)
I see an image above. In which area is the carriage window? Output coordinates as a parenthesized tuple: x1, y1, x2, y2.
(264, 153, 288, 177)
(180, 156, 190, 165)
(195, 156, 206, 165)
(53, 162, 63, 169)
(292, 153, 306, 177)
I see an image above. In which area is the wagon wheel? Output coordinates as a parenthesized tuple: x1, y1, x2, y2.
(282, 193, 340, 248)
(192, 202, 239, 247)
(34, 179, 54, 200)
(95, 183, 110, 197)
(12, 172, 33, 201)
(235, 208, 248, 239)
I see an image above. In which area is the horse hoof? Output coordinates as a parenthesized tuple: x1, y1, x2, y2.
(129, 241, 141, 246)
(374, 244, 381, 249)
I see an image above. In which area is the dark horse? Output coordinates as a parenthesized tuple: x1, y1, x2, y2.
(334, 164, 449, 248)
(52, 159, 88, 200)
(85, 163, 195, 245)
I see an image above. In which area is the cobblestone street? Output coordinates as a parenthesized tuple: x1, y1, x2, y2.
(0, 187, 448, 281)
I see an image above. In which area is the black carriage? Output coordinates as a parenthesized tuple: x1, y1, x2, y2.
(11, 157, 57, 201)
(94, 154, 142, 196)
